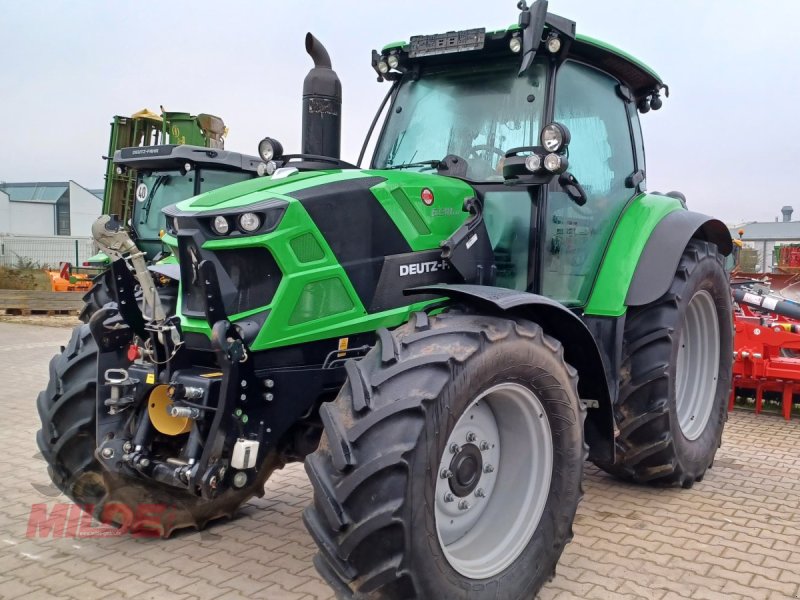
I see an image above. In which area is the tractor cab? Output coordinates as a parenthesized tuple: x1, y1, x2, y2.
(365, 8, 667, 305)
(112, 145, 265, 259)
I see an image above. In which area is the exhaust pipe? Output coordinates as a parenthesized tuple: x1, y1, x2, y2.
(302, 33, 342, 159)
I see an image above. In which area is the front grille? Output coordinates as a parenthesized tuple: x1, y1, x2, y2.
(179, 239, 281, 317)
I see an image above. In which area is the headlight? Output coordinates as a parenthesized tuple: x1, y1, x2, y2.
(212, 215, 230, 235)
(525, 154, 542, 173)
(544, 153, 566, 173)
(509, 36, 522, 54)
(387, 54, 399, 69)
(540, 123, 570, 153)
(238, 212, 261, 233)
(258, 137, 283, 162)
(377, 60, 389, 74)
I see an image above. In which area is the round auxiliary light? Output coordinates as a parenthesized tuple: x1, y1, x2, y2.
(238, 212, 261, 233)
(265, 160, 277, 176)
(184, 162, 192, 172)
(212, 216, 230, 235)
(546, 35, 562, 54)
(256, 162, 268, 177)
(258, 137, 283, 162)
(543, 153, 563, 173)
(541, 123, 570, 152)
(525, 154, 542, 173)
(115, 165, 124, 175)
(377, 60, 389, 74)
(509, 36, 522, 54)
(387, 54, 399, 69)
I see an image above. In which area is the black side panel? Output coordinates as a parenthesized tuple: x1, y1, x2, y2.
(626, 210, 732, 307)
(290, 177, 412, 311)
(371, 249, 463, 312)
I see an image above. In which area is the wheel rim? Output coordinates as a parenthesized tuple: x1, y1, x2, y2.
(675, 289, 720, 440)
(434, 382, 553, 579)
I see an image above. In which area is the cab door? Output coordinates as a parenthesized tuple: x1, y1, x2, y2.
(540, 60, 639, 306)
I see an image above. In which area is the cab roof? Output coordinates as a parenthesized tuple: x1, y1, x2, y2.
(380, 15, 665, 102)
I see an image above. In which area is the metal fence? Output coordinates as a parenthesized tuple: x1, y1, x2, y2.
(0, 235, 96, 268)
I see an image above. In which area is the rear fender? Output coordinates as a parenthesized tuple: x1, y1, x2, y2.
(408, 283, 614, 462)
(627, 211, 732, 306)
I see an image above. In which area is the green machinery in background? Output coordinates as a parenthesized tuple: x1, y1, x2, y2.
(102, 108, 227, 224)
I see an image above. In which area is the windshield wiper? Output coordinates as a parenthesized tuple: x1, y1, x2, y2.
(384, 160, 441, 171)
(140, 175, 170, 223)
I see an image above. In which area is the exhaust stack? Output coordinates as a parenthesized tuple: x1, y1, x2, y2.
(302, 33, 342, 159)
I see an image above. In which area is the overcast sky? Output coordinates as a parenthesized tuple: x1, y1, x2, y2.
(2, 1, 798, 224)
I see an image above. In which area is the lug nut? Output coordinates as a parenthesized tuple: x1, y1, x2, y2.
(122, 441, 133, 453)
(466, 431, 477, 443)
(458, 500, 470, 511)
(475, 488, 486, 498)
(264, 393, 274, 402)
(480, 441, 490, 451)
(443, 492, 454, 503)
(483, 464, 494, 474)
(264, 379, 275, 388)
(139, 458, 150, 468)
(101, 448, 114, 459)
(440, 468, 453, 479)
(450, 443, 461, 454)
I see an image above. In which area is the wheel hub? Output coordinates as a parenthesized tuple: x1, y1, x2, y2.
(449, 443, 483, 497)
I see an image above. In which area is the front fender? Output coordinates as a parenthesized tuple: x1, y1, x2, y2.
(407, 283, 614, 463)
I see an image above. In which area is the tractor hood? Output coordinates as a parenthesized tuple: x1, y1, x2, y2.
(172, 170, 476, 244)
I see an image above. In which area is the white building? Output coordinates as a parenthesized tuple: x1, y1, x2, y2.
(0, 181, 102, 237)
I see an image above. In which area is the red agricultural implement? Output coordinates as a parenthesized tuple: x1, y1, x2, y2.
(731, 286, 800, 419)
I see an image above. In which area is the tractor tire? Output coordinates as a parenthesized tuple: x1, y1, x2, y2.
(79, 271, 114, 323)
(37, 323, 283, 537)
(304, 311, 586, 599)
(595, 239, 733, 487)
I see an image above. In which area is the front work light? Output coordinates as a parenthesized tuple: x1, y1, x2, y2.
(544, 153, 567, 173)
(387, 54, 399, 69)
(212, 216, 230, 235)
(238, 212, 261, 233)
(377, 60, 389, 74)
(509, 36, 522, 54)
(258, 137, 284, 162)
(546, 35, 562, 54)
(540, 123, 571, 153)
(525, 154, 542, 172)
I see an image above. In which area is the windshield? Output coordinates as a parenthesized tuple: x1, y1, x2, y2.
(373, 58, 548, 181)
(133, 169, 252, 240)
(134, 171, 195, 240)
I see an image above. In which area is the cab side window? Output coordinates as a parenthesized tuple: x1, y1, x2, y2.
(540, 61, 636, 305)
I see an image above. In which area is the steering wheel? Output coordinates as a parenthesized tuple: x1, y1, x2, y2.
(467, 144, 505, 162)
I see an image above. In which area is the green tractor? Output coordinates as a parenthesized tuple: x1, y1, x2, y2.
(37, 2, 733, 598)
(80, 108, 266, 320)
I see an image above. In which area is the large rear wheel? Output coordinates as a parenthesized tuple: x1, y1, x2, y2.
(595, 239, 733, 486)
(304, 311, 585, 599)
(37, 323, 282, 536)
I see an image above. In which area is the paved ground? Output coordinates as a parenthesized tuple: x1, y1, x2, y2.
(0, 320, 798, 600)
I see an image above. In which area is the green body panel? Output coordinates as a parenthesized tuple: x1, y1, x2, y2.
(86, 251, 111, 267)
(584, 193, 683, 317)
(168, 170, 473, 350)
